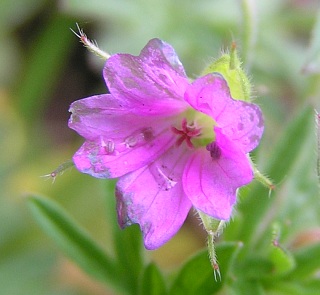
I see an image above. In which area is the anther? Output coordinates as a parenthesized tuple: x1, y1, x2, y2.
(206, 141, 222, 159)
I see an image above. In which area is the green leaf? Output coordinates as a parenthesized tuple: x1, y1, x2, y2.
(103, 182, 144, 294)
(267, 281, 320, 295)
(267, 223, 296, 277)
(139, 263, 167, 295)
(237, 105, 315, 248)
(303, 280, 320, 295)
(14, 14, 76, 122)
(302, 8, 320, 74)
(269, 243, 295, 276)
(114, 225, 144, 294)
(169, 242, 242, 295)
(287, 243, 320, 279)
(231, 279, 265, 295)
(27, 194, 125, 293)
(236, 256, 273, 280)
(239, 0, 258, 69)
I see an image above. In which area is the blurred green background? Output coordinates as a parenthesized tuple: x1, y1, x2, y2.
(1, 0, 319, 294)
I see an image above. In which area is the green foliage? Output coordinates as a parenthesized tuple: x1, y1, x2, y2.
(14, 14, 76, 123)
(27, 195, 124, 292)
(237, 105, 316, 248)
(169, 242, 242, 294)
(139, 263, 167, 295)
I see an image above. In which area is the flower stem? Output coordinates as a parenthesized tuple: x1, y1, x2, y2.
(197, 210, 225, 281)
(240, 0, 258, 70)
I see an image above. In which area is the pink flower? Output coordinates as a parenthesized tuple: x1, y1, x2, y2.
(69, 39, 264, 250)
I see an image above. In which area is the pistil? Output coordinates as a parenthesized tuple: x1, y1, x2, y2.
(171, 118, 202, 148)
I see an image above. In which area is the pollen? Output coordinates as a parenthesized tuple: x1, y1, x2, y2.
(206, 141, 222, 159)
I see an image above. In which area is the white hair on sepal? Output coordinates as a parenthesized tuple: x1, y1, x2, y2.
(41, 160, 74, 183)
(70, 23, 110, 60)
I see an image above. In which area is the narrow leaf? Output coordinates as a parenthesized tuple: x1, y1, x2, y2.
(139, 263, 167, 295)
(14, 14, 75, 122)
(236, 256, 273, 280)
(231, 279, 264, 295)
(27, 195, 125, 293)
(114, 225, 144, 294)
(268, 281, 320, 295)
(287, 243, 320, 279)
(302, 8, 320, 74)
(238, 106, 315, 247)
(169, 242, 242, 295)
(268, 223, 296, 276)
(269, 244, 296, 276)
(104, 182, 144, 294)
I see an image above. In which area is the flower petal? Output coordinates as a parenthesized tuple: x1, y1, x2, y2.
(183, 127, 253, 220)
(69, 94, 180, 178)
(72, 128, 176, 179)
(185, 73, 264, 153)
(104, 38, 189, 116)
(69, 94, 173, 140)
(116, 147, 192, 249)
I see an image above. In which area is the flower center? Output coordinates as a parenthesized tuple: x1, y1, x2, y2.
(171, 118, 202, 148)
(171, 109, 216, 148)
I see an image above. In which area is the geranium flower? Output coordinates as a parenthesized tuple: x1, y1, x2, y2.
(69, 38, 264, 250)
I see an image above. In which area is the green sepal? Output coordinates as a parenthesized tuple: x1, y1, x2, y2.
(197, 210, 226, 279)
(253, 165, 275, 192)
(197, 210, 225, 235)
(201, 43, 252, 102)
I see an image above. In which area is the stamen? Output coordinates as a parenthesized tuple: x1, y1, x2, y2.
(206, 141, 222, 159)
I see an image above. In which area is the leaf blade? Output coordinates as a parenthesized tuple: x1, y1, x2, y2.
(27, 194, 125, 293)
(139, 263, 167, 295)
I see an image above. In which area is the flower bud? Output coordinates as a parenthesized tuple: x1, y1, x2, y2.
(202, 42, 252, 102)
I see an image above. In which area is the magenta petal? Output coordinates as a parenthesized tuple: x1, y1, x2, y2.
(69, 94, 173, 140)
(72, 127, 176, 179)
(183, 127, 253, 220)
(185, 73, 264, 153)
(69, 94, 180, 178)
(104, 38, 189, 116)
(116, 147, 192, 249)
